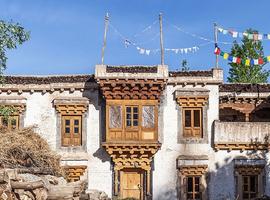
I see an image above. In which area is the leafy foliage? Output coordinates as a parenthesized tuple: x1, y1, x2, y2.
(0, 105, 16, 119)
(0, 20, 30, 78)
(228, 29, 270, 83)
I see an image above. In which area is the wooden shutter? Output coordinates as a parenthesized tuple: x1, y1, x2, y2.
(62, 115, 82, 146)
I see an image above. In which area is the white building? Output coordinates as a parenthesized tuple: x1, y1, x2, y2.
(1, 65, 270, 200)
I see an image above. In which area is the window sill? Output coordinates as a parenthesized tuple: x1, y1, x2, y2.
(179, 137, 208, 144)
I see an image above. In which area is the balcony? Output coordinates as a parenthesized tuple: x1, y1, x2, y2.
(214, 120, 270, 151)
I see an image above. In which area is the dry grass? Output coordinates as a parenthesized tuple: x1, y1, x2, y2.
(0, 126, 63, 176)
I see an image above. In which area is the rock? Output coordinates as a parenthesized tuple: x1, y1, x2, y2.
(100, 191, 109, 200)
(86, 189, 110, 200)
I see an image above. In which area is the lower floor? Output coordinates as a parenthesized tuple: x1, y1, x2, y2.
(63, 150, 270, 200)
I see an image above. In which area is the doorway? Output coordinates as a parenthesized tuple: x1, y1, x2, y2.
(120, 169, 144, 200)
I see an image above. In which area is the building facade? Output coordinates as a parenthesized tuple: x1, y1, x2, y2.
(1, 65, 270, 200)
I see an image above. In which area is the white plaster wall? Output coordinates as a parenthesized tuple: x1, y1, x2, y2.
(153, 84, 220, 200)
(208, 151, 270, 200)
(0, 89, 112, 197)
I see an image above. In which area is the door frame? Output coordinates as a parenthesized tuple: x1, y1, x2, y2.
(119, 168, 145, 200)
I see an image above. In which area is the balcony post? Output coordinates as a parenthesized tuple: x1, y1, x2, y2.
(245, 113, 250, 122)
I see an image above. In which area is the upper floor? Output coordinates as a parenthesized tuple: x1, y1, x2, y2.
(0, 65, 269, 152)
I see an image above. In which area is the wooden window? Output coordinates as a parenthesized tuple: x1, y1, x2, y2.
(243, 175, 258, 199)
(125, 106, 139, 128)
(62, 115, 82, 147)
(185, 176, 202, 200)
(0, 115, 19, 130)
(183, 108, 202, 138)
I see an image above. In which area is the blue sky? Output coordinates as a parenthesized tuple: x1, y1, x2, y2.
(1, 0, 270, 81)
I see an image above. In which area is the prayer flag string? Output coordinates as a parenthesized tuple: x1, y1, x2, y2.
(214, 46, 269, 66)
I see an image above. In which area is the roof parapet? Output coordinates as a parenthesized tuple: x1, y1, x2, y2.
(168, 68, 223, 84)
(95, 64, 168, 79)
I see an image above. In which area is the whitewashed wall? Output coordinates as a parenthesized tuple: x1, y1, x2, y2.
(0, 86, 112, 196)
(152, 83, 220, 200)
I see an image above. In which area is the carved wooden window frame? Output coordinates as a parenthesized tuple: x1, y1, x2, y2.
(0, 104, 26, 130)
(182, 107, 203, 138)
(179, 165, 208, 200)
(0, 115, 20, 130)
(106, 100, 158, 142)
(61, 115, 82, 147)
(176, 96, 208, 144)
(234, 165, 265, 200)
(54, 101, 88, 149)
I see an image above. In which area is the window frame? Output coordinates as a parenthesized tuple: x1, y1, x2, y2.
(125, 105, 139, 130)
(242, 175, 258, 199)
(185, 176, 202, 200)
(0, 115, 20, 130)
(106, 100, 158, 141)
(182, 107, 203, 138)
(61, 115, 82, 147)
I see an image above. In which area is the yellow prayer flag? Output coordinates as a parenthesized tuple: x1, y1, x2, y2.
(223, 53, 229, 60)
(267, 56, 270, 62)
(245, 59, 250, 66)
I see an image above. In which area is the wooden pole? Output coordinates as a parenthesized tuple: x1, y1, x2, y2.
(214, 22, 218, 68)
(101, 13, 109, 65)
(159, 13, 164, 65)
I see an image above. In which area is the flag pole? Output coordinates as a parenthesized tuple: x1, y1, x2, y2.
(101, 12, 109, 65)
(159, 13, 164, 65)
(214, 22, 218, 68)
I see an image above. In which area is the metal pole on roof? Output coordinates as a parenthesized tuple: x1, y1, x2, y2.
(214, 22, 219, 68)
(159, 13, 165, 65)
(101, 12, 109, 65)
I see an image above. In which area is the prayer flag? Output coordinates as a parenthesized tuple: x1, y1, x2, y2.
(245, 59, 250, 66)
(236, 57, 241, 64)
(232, 57, 237, 63)
(248, 34, 253, 40)
(145, 50, 150, 55)
(259, 58, 264, 64)
(267, 56, 270, 62)
(223, 53, 229, 60)
(254, 59, 259, 65)
(232, 32, 238, 38)
(253, 34, 258, 41)
(258, 34, 263, 40)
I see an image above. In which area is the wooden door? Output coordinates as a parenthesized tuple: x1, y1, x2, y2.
(120, 169, 144, 200)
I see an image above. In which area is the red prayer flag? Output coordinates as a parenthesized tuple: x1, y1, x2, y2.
(214, 47, 220, 55)
(259, 58, 263, 64)
(236, 57, 241, 64)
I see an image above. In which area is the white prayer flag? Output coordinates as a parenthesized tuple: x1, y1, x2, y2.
(254, 59, 259, 65)
(145, 50, 150, 55)
(258, 34, 263, 40)
(136, 47, 140, 50)
(232, 57, 237, 63)
(139, 48, 145, 54)
(232, 32, 238, 38)
(184, 48, 188, 53)
(180, 49, 184, 54)
(218, 28, 223, 32)
(243, 32, 248, 37)
(175, 49, 179, 54)
(268, 34, 270, 40)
